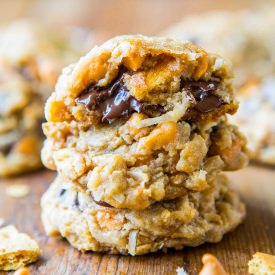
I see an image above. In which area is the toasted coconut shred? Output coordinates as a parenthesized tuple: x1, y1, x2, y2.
(137, 97, 191, 128)
(128, 230, 138, 255)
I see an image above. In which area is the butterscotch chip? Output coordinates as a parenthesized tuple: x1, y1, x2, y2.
(199, 253, 228, 275)
(5, 184, 30, 198)
(248, 252, 275, 275)
(0, 225, 40, 271)
(14, 267, 31, 275)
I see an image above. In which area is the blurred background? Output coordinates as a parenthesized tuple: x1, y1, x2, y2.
(0, 0, 265, 37)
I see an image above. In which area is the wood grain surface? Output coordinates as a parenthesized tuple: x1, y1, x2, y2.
(0, 165, 274, 275)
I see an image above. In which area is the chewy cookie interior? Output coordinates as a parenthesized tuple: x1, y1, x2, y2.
(46, 35, 238, 126)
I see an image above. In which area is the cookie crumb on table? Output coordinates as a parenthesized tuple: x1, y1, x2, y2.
(248, 252, 275, 275)
(0, 225, 40, 271)
(5, 184, 30, 198)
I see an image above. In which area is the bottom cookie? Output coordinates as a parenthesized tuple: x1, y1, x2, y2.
(41, 175, 245, 255)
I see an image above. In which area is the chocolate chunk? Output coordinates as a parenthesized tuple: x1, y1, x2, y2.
(182, 80, 224, 113)
(76, 72, 165, 123)
(91, 193, 113, 208)
(76, 74, 143, 123)
(195, 94, 224, 113)
(99, 85, 143, 123)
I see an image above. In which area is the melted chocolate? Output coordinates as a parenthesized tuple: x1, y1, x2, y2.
(182, 80, 224, 113)
(91, 193, 113, 208)
(76, 71, 223, 123)
(76, 75, 143, 123)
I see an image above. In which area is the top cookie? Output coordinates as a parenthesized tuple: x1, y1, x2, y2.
(45, 35, 238, 126)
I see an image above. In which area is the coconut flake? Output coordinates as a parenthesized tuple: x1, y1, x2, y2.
(136, 96, 191, 128)
(128, 230, 138, 255)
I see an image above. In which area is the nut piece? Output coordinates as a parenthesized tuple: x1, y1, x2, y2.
(248, 252, 275, 275)
(14, 267, 31, 275)
(0, 225, 40, 271)
(199, 253, 228, 275)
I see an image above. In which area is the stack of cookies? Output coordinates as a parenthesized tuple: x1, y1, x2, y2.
(41, 35, 248, 255)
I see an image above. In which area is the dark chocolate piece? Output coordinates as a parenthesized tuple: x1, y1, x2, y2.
(91, 193, 113, 208)
(76, 71, 223, 124)
(76, 73, 165, 123)
(76, 74, 143, 123)
(182, 80, 224, 113)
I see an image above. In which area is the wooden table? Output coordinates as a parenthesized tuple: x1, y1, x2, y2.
(0, 165, 274, 275)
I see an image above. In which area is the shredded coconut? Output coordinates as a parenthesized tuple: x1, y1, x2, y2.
(128, 230, 138, 256)
(137, 96, 191, 128)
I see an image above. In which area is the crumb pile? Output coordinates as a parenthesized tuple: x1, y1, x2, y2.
(41, 35, 247, 255)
